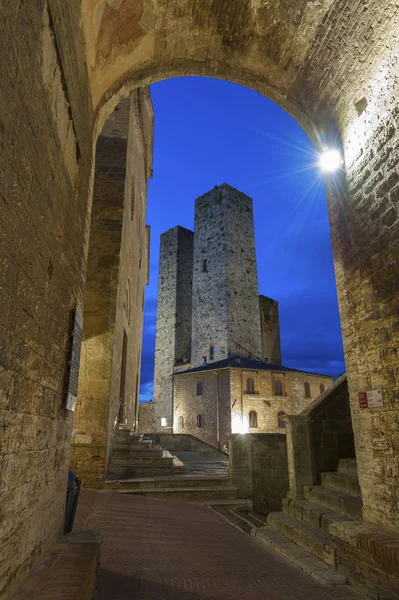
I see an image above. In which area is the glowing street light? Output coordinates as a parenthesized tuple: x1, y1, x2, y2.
(318, 149, 343, 173)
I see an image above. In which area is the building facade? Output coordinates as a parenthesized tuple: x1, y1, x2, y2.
(172, 358, 334, 449)
(70, 89, 153, 486)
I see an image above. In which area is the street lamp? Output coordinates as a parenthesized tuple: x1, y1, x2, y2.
(319, 149, 343, 173)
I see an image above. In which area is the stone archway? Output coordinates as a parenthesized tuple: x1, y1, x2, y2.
(81, 0, 399, 531)
(1, 1, 399, 596)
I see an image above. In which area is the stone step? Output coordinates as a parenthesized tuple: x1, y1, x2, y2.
(337, 458, 357, 475)
(109, 453, 170, 466)
(112, 447, 163, 458)
(108, 463, 185, 477)
(252, 525, 348, 586)
(304, 485, 363, 520)
(267, 512, 337, 567)
(115, 430, 142, 438)
(112, 447, 163, 457)
(283, 497, 352, 533)
(117, 486, 237, 501)
(208, 504, 267, 535)
(114, 438, 152, 448)
(109, 476, 233, 491)
(321, 471, 361, 497)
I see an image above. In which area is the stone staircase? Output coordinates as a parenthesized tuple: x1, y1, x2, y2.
(252, 458, 362, 586)
(106, 428, 238, 502)
(107, 428, 185, 478)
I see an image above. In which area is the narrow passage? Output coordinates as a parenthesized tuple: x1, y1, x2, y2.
(75, 491, 366, 600)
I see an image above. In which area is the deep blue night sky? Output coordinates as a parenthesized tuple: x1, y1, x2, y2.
(139, 77, 345, 403)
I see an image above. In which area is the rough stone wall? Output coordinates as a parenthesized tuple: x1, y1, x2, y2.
(229, 433, 289, 515)
(69, 89, 153, 487)
(259, 296, 281, 365)
(191, 184, 262, 367)
(172, 372, 220, 448)
(152, 226, 194, 430)
(285, 375, 355, 499)
(0, 2, 94, 597)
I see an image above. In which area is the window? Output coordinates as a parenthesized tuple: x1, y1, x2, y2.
(196, 414, 204, 428)
(278, 411, 286, 429)
(246, 377, 255, 393)
(196, 382, 203, 396)
(161, 417, 167, 427)
(210, 345, 216, 360)
(274, 378, 283, 396)
(304, 382, 311, 398)
(178, 416, 184, 430)
(320, 383, 325, 394)
(249, 410, 258, 428)
(202, 259, 208, 272)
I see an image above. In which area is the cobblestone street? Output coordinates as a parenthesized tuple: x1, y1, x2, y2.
(75, 491, 366, 600)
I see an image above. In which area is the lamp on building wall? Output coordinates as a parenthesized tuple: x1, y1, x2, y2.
(318, 148, 343, 173)
(232, 414, 248, 434)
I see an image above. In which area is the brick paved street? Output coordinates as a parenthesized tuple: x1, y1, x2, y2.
(75, 491, 366, 600)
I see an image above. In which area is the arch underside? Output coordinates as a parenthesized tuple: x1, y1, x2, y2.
(81, 0, 399, 530)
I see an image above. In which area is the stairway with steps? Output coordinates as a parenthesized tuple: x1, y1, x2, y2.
(251, 458, 361, 586)
(107, 428, 185, 478)
(106, 428, 238, 501)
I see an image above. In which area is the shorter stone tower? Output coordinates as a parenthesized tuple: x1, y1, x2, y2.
(259, 295, 281, 364)
(152, 226, 194, 429)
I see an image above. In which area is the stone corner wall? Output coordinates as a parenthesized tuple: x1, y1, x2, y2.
(286, 375, 355, 498)
(138, 402, 158, 433)
(229, 433, 288, 515)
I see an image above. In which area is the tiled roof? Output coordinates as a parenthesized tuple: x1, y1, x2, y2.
(173, 356, 335, 379)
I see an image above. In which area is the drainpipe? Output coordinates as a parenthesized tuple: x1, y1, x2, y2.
(241, 369, 244, 425)
(212, 370, 220, 449)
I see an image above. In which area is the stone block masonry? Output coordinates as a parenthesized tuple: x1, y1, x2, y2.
(152, 226, 194, 430)
(191, 184, 263, 366)
(260, 296, 281, 365)
(70, 90, 153, 487)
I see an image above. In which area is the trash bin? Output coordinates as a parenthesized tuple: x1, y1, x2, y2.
(64, 470, 81, 534)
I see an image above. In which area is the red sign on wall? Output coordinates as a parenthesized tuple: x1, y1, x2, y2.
(358, 389, 383, 409)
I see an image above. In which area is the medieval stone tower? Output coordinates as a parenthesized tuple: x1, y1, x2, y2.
(191, 184, 263, 365)
(152, 226, 194, 429)
(146, 183, 280, 431)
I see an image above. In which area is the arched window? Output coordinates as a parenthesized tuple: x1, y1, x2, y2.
(320, 383, 325, 394)
(274, 379, 283, 396)
(304, 382, 311, 398)
(246, 377, 255, 393)
(249, 410, 258, 428)
(178, 416, 184, 430)
(278, 411, 286, 429)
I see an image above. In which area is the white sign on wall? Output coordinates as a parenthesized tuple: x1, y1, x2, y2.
(358, 389, 383, 409)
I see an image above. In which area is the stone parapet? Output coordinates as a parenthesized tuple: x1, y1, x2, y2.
(229, 433, 288, 515)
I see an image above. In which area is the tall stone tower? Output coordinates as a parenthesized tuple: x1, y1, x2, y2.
(152, 226, 194, 429)
(191, 184, 262, 366)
